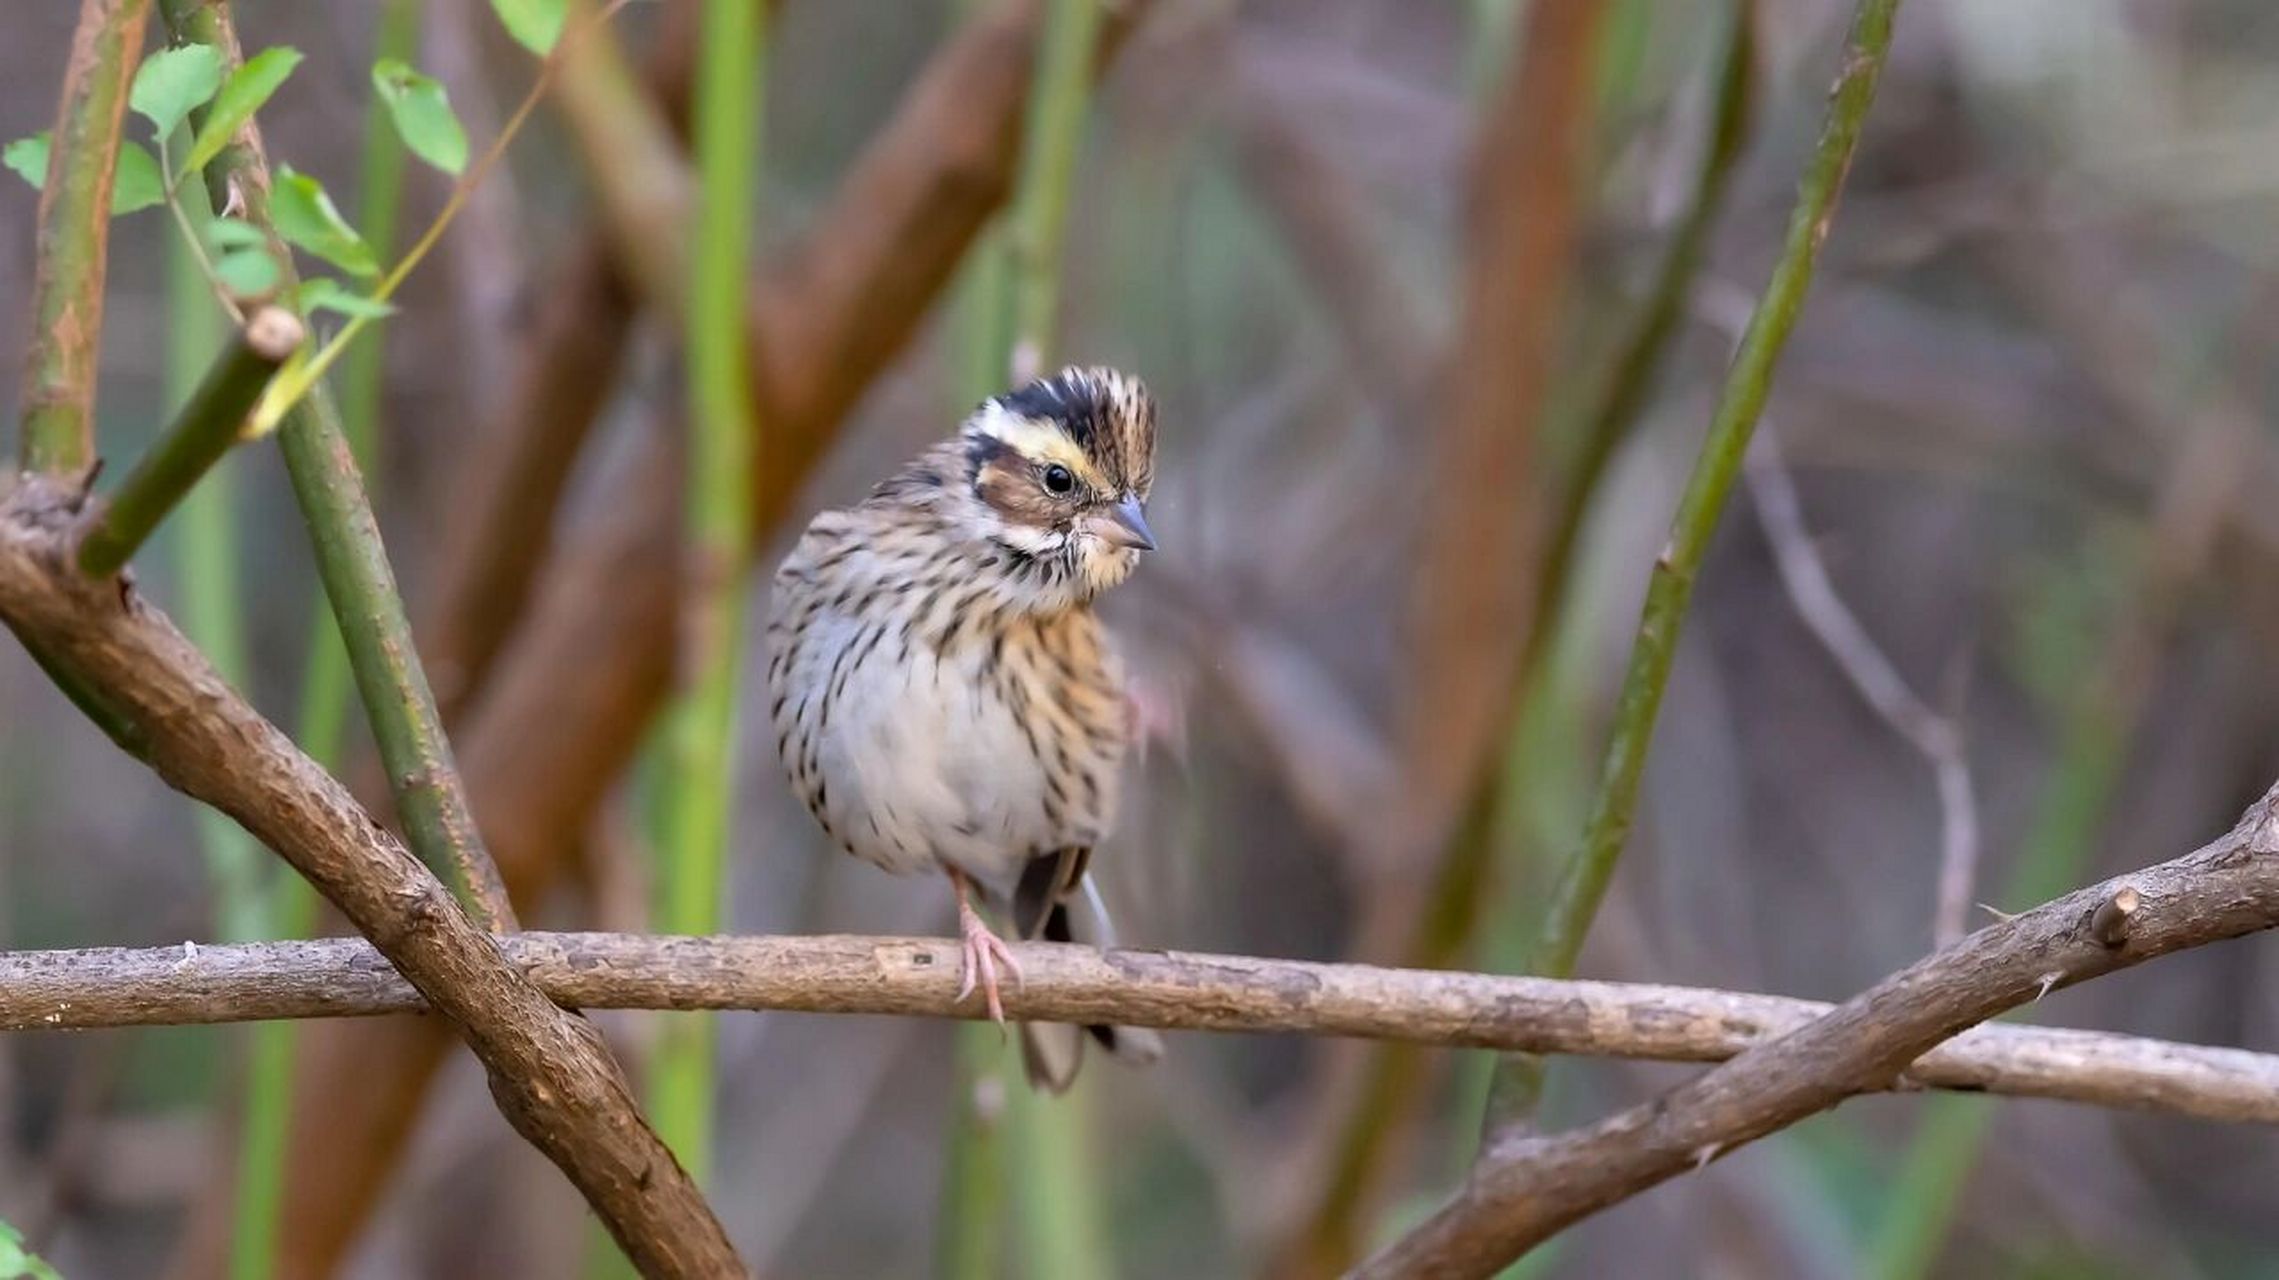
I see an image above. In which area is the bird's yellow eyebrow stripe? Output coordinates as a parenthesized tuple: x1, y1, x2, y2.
(989, 412, 1115, 492)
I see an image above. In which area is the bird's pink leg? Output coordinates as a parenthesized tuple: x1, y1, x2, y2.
(949, 868, 1024, 1027)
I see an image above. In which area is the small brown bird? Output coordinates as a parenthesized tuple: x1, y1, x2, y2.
(764, 366, 1165, 1090)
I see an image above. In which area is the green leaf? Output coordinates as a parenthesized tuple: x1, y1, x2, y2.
(296, 277, 397, 320)
(111, 141, 164, 213)
(0, 1220, 62, 1280)
(214, 246, 282, 298)
(490, 0, 566, 56)
(129, 42, 224, 139)
(370, 57, 469, 176)
(269, 166, 379, 277)
(203, 216, 266, 251)
(3, 134, 48, 189)
(4, 134, 162, 214)
(182, 46, 304, 177)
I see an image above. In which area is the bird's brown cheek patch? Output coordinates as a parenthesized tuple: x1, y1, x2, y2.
(976, 459, 1071, 530)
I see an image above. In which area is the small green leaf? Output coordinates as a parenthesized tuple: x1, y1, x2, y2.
(270, 166, 379, 277)
(0, 1220, 62, 1280)
(4, 134, 162, 214)
(214, 246, 282, 298)
(182, 46, 304, 177)
(204, 216, 266, 251)
(490, 0, 566, 56)
(370, 57, 469, 176)
(111, 141, 164, 213)
(130, 42, 224, 139)
(3, 134, 48, 189)
(296, 277, 397, 320)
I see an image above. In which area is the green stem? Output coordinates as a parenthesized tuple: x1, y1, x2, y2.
(159, 0, 518, 932)
(1485, 0, 1904, 1132)
(994, 2, 1119, 1272)
(649, 0, 765, 1185)
(76, 308, 301, 579)
(18, 0, 150, 476)
(1007, 0, 1104, 373)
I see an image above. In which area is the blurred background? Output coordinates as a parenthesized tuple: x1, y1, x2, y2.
(4, 0, 2279, 1276)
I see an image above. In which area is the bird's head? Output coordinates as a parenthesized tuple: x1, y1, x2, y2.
(958, 366, 1158, 606)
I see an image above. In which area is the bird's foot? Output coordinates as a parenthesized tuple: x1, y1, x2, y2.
(956, 899, 1026, 1028)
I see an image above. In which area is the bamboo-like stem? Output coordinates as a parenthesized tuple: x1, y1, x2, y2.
(648, 0, 766, 1188)
(18, 0, 150, 476)
(75, 309, 303, 579)
(1484, 0, 1902, 1133)
(991, 0, 1116, 1271)
(0, 931, 2271, 1126)
(157, 0, 518, 933)
(1006, 0, 1104, 378)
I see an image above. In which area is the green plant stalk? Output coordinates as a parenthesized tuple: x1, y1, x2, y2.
(995, 0, 1119, 1272)
(1010, 1075, 1112, 1280)
(160, 0, 517, 931)
(937, 214, 1016, 1279)
(937, 1022, 1011, 1280)
(77, 310, 299, 579)
(19, 0, 150, 476)
(1008, 0, 1103, 368)
(1486, 0, 1903, 1134)
(290, 0, 420, 827)
(648, 0, 765, 1185)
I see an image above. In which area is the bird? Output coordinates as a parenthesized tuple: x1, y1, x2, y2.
(763, 365, 1166, 1091)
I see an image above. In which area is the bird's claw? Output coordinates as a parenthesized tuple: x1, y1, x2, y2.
(957, 902, 1026, 1028)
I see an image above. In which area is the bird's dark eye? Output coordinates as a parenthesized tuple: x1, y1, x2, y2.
(1042, 464, 1076, 496)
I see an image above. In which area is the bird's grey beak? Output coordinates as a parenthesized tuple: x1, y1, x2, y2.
(1088, 496, 1156, 551)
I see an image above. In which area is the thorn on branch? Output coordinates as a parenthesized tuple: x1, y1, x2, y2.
(2089, 885, 2141, 948)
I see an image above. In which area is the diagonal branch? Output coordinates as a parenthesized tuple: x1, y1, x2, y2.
(1357, 787, 2279, 1278)
(19, 0, 151, 477)
(0, 931, 2275, 1127)
(0, 476, 744, 1276)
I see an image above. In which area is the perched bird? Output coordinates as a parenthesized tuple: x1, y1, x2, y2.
(764, 365, 1166, 1091)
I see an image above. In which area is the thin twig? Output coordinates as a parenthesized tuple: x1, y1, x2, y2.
(0, 930, 2269, 1126)
(74, 308, 303, 578)
(1359, 777, 2279, 1277)
(1742, 423, 1981, 947)
(18, 0, 151, 477)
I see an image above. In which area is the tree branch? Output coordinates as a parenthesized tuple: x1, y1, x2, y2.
(74, 308, 302, 579)
(1357, 791, 2279, 1278)
(0, 476, 744, 1276)
(18, 0, 150, 477)
(0, 931, 2272, 1127)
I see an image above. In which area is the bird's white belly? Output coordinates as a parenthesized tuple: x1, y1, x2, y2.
(782, 611, 1076, 893)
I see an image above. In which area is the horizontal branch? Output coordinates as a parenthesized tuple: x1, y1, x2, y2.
(0, 931, 2271, 1125)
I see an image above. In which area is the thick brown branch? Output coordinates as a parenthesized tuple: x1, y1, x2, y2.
(0, 931, 2273, 1126)
(1358, 791, 2279, 1278)
(0, 477, 744, 1278)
